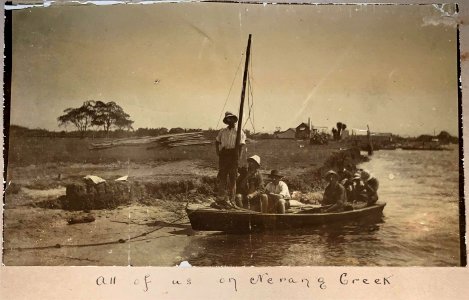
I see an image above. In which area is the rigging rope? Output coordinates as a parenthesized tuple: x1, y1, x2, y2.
(243, 47, 256, 133)
(216, 54, 245, 129)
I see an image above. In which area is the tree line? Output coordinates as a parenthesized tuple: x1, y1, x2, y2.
(415, 131, 458, 144)
(9, 125, 209, 139)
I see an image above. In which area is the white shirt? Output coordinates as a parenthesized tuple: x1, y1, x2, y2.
(216, 127, 246, 150)
(265, 181, 291, 199)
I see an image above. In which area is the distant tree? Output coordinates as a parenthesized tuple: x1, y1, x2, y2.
(169, 127, 185, 134)
(92, 101, 133, 134)
(115, 116, 134, 131)
(186, 128, 203, 133)
(437, 131, 453, 144)
(57, 100, 96, 137)
(336, 122, 342, 135)
(158, 127, 169, 135)
(336, 122, 343, 137)
(332, 128, 338, 140)
(416, 135, 433, 142)
(340, 123, 347, 139)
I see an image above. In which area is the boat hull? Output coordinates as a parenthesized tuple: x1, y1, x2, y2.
(186, 202, 386, 232)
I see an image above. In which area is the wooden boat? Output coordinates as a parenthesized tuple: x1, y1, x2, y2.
(185, 35, 386, 232)
(186, 202, 386, 232)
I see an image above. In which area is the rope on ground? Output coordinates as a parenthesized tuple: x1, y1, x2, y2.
(5, 213, 191, 252)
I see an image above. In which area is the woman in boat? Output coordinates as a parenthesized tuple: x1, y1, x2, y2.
(234, 155, 265, 211)
(322, 170, 347, 213)
(263, 170, 291, 214)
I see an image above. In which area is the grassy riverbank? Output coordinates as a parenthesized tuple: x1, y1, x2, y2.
(4, 136, 366, 265)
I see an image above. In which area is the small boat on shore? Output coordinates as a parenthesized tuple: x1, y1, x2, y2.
(186, 202, 386, 232)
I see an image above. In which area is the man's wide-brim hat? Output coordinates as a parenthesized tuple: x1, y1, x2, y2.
(223, 111, 238, 124)
(248, 155, 261, 166)
(324, 170, 339, 179)
(269, 169, 284, 178)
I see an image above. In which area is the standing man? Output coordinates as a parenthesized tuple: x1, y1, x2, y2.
(216, 111, 246, 200)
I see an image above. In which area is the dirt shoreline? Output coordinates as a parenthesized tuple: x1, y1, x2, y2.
(3, 141, 366, 266)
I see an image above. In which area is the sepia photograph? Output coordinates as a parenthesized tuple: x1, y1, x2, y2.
(3, 2, 464, 267)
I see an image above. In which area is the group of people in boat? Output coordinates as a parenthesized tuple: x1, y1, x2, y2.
(235, 155, 291, 213)
(215, 111, 379, 214)
(322, 168, 379, 213)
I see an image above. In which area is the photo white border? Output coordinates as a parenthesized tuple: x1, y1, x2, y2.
(1, 1, 467, 299)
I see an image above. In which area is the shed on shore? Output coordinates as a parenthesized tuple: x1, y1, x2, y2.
(295, 123, 310, 139)
(275, 128, 296, 139)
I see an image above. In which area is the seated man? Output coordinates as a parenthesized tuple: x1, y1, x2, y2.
(263, 170, 291, 214)
(322, 170, 347, 213)
(234, 155, 265, 211)
(339, 169, 355, 202)
(360, 170, 379, 206)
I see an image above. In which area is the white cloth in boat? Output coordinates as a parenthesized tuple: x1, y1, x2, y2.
(216, 127, 246, 150)
(265, 181, 291, 199)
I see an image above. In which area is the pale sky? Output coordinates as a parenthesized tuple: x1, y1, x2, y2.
(11, 3, 459, 136)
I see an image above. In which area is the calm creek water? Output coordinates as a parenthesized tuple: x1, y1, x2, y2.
(185, 148, 462, 266)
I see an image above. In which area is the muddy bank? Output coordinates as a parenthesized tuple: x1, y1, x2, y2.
(3, 202, 201, 266)
(6, 147, 366, 211)
(3, 146, 367, 266)
(24, 147, 365, 211)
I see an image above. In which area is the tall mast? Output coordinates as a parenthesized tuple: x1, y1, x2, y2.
(235, 34, 252, 163)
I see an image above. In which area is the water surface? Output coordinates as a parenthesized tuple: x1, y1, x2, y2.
(185, 149, 462, 266)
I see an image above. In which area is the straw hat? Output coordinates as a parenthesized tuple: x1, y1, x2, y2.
(223, 112, 238, 124)
(248, 155, 261, 166)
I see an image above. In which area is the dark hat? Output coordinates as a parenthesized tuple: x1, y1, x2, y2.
(223, 112, 238, 124)
(324, 170, 339, 179)
(340, 169, 353, 178)
(269, 169, 284, 179)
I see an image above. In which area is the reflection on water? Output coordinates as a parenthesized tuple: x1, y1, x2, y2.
(185, 149, 461, 266)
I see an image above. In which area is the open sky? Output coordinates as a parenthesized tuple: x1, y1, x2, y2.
(11, 2, 458, 136)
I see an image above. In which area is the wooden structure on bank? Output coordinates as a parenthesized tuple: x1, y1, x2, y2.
(295, 122, 311, 139)
(89, 132, 211, 150)
(275, 128, 296, 139)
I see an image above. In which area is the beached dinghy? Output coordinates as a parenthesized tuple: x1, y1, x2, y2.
(186, 202, 386, 232)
